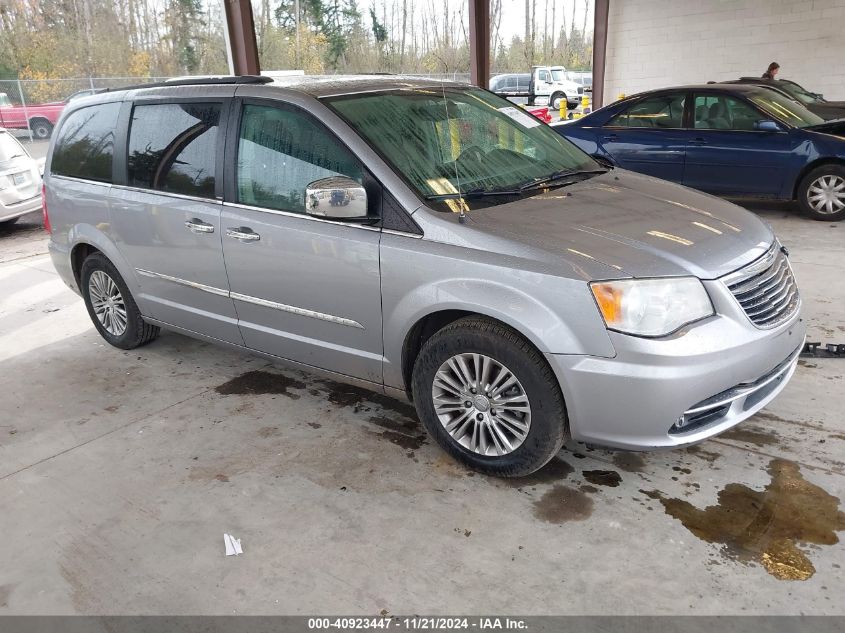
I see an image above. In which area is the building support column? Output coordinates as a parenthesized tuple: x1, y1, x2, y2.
(592, 0, 610, 108)
(223, 0, 261, 76)
(469, 0, 491, 88)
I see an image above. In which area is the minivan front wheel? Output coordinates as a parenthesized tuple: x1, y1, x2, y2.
(411, 317, 568, 477)
(80, 252, 159, 349)
(798, 164, 845, 221)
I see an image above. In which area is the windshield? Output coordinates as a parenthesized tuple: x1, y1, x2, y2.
(748, 90, 824, 128)
(0, 132, 27, 163)
(777, 80, 821, 104)
(551, 69, 565, 82)
(326, 87, 597, 207)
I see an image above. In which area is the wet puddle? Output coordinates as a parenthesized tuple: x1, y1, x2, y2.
(367, 415, 427, 451)
(612, 452, 646, 473)
(643, 458, 845, 580)
(719, 425, 779, 447)
(215, 370, 306, 398)
(533, 484, 594, 523)
(582, 470, 622, 487)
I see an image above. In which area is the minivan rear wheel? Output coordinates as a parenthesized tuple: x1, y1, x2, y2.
(798, 164, 845, 221)
(80, 252, 159, 349)
(411, 316, 568, 477)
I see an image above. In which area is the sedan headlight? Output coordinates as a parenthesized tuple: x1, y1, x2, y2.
(590, 277, 714, 337)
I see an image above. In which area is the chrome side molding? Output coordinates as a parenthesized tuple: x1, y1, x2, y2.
(135, 269, 364, 329)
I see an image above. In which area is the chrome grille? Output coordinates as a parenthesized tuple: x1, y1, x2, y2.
(724, 243, 800, 328)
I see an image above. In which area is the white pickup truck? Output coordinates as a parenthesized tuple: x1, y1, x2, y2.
(489, 65, 583, 110)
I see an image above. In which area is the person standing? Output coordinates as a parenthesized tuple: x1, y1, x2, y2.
(762, 62, 780, 79)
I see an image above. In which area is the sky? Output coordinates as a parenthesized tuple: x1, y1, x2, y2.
(498, 0, 594, 43)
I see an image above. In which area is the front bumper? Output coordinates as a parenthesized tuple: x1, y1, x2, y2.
(546, 278, 805, 450)
(0, 194, 41, 222)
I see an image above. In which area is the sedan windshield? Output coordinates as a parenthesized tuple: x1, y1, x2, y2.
(748, 90, 824, 128)
(325, 87, 597, 205)
(777, 80, 822, 104)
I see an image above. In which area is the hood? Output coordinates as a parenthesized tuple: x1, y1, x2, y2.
(465, 170, 774, 280)
(805, 117, 845, 137)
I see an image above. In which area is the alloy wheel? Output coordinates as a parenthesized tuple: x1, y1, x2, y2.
(88, 270, 128, 336)
(431, 353, 531, 456)
(807, 174, 845, 215)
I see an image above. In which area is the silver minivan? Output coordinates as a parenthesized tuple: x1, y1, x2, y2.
(44, 76, 804, 476)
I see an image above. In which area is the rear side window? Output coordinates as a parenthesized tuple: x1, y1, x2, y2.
(51, 102, 120, 182)
(127, 102, 220, 199)
(610, 94, 686, 128)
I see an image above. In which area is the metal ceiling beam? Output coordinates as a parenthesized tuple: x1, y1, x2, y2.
(469, 0, 491, 88)
(592, 0, 610, 108)
(223, 0, 261, 76)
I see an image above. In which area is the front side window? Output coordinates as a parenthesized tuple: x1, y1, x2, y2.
(127, 102, 220, 199)
(326, 87, 595, 204)
(236, 104, 363, 214)
(610, 94, 685, 129)
(693, 94, 761, 131)
(51, 102, 120, 182)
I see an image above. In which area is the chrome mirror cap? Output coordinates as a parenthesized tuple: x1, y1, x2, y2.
(305, 176, 368, 219)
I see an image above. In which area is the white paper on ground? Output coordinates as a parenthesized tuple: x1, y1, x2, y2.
(498, 106, 541, 128)
(224, 533, 243, 556)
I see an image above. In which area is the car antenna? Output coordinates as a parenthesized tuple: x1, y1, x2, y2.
(441, 79, 467, 224)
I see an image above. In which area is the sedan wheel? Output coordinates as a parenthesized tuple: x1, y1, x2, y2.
(799, 165, 845, 221)
(432, 353, 531, 456)
(807, 175, 845, 216)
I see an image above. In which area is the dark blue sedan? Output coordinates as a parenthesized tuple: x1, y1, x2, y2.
(553, 84, 845, 220)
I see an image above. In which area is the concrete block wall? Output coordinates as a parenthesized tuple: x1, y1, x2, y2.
(603, 0, 845, 104)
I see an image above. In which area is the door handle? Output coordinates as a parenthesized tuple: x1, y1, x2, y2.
(226, 227, 260, 242)
(690, 137, 708, 146)
(184, 218, 215, 234)
(602, 134, 618, 142)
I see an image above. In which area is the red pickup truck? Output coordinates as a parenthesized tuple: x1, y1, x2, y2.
(0, 92, 65, 139)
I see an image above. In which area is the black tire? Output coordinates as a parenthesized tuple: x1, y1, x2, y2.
(30, 119, 53, 139)
(80, 252, 159, 349)
(566, 100, 579, 111)
(411, 316, 568, 477)
(0, 217, 19, 226)
(550, 93, 564, 110)
(797, 164, 845, 221)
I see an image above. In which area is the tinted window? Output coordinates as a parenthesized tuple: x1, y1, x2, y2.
(51, 102, 120, 182)
(127, 102, 220, 198)
(610, 94, 685, 128)
(693, 94, 760, 130)
(237, 104, 363, 214)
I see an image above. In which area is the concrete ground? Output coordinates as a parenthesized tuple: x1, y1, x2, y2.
(0, 197, 844, 615)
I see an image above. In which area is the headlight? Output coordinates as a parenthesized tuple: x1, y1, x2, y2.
(590, 277, 714, 337)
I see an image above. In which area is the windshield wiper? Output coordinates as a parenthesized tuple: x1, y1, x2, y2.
(425, 187, 522, 201)
(518, 168, 607, 192)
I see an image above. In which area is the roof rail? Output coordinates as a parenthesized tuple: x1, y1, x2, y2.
(107, 75, 272, 93)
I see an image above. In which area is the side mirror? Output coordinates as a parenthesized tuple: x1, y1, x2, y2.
(754, 120, 782, 132)
(305, 176, 370, 221)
